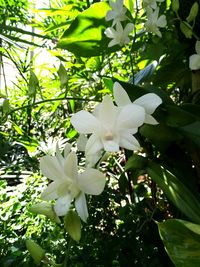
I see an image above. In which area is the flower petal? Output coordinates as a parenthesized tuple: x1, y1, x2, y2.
(85, 133, 103, 156)
(41, 181, 60, 200)
(78, 168, 106, 195)
(64, 151, 78, 181)
(119, 132, 140, 151)
(40, 155, 64, 181)
(54, 194, 72, 216)
(133, 93, 162, 114)
(124, 23, 134, 35)
(189, 54, 200, 70)
(98, 95, 118, 126)
(102, 139, 120, 152)
(104, 27, 116, 38)
(117, 104, 145, 130)
(195, 41, 200, 55)
(144, 114, 158, 125)
(70, 110, 99, 134)
(113, 82, 131, 106)
(75, 192, 88, 222)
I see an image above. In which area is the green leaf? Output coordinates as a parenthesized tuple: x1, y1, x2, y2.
(158, 219, 200, 267)
(125, 154, 148, 171)
(147, 161, 200, 224)
(57, 2, 111, 57)
(64, 210, 81, 242)
(58, 63, 68, 89)
(29, 70, 39, 97)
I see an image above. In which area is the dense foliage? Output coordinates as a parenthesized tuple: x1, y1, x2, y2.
(1, 0, 200, 266)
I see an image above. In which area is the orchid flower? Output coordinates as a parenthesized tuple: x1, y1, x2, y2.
(143, 0, 164, 10)
(104, 22, 134, 47)
(189, 41, 200, 70)
(71, 95, 145, 158)
(113, 82, 162, 125)
(145, 7, 167, 37)
(40, 143, 106, 222)
(105, 0, 128, 26)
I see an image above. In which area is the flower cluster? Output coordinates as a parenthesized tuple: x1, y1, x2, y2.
(104, 0, 134, 47)
(143, 0, 167, 37)
(40, 143, 106, 222)
(71, 82, 162, 164)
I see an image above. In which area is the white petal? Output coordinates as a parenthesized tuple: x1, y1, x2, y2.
(85, 133, 103, 156)
(41, 181, 60, 200)
(102, 139, 119, 152)
(40, 155, 64, 181)
(104, 27, 116, 38)
(56, 143, 64, 165)
(133, 93, 162, 114)
(75, 192, 88, 222)
(64, 151, 78, 181)
(77, 134, 88, 151)
(54, 194, 72, 216)
(78, 169, 105, 195)
(117, 104, 145, 130)
(98, 95, 118, 126)
(113, 82, 131, 106)
(105, 11, 115, 21)
(124, 23, 134, 35)
(157, 15, 167, 28)
(144, 114, 158, 125)
(108, 39, 118, 47)
(119, 132, 140, 151)
(116, 22, 123, 34)
(70, 110, 99, 134)
(189, 54, 200, 70)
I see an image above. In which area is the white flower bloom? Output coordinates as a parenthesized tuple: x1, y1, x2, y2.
(104, 22, 134, 47)
(40, 144, 106, 222)
(39, 137, 67, 155)
(71, 95, 145, 157)
(189, 41, 200, 70)
(143, 0, 164, 10)
(113, 82, 162, 125)
(106, 0, 128, 26)
(145, 7, 167, 37)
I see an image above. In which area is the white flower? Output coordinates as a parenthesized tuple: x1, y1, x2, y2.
(143, 0, 164, 10)
(40, 143, 106, 222)
(113, 82, 162, 125)
(71, 95, 145, 157)
(145, 7, 167, 37)
(106, 0, 128, 26)
(189, 41, 200, 70)
(104, 22, 134, 47)
(39, 137, 67, 155)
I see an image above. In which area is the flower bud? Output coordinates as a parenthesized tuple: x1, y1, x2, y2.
(64, 210, 81, 242)
(172, 0, 179, 13)
(29, 202, 61, 224)
(180, 21, 193, 39)
(26, 240, 45, 265)
(186, 2, 199, 23)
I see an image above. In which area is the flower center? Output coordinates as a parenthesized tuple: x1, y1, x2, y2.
(104, 132, 114, 141)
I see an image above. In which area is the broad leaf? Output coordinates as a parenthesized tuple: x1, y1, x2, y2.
(147, 161, 200, 224)
(158, 219, 200, 267)
(57, 2, 111, 57)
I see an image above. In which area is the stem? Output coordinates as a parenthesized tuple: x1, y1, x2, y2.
(63, 238, 73, 267)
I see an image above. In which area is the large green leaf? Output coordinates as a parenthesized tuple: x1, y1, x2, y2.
(158, 219, 200, 267)
(147, 161, 200, 224)
(57, 2, 111, 57)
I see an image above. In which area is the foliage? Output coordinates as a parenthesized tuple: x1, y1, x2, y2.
(0, 0, 200, 266)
